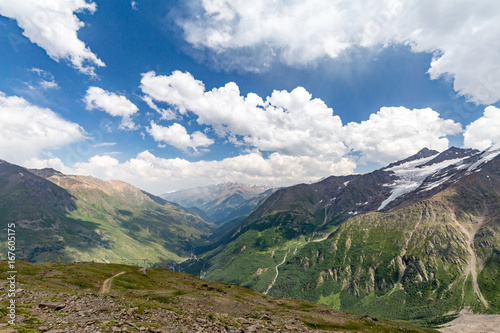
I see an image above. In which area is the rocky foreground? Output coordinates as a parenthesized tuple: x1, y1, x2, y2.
(2, 289, 318, 332)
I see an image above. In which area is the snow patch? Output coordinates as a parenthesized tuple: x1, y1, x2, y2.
(467, 148, 500, 172)
(377, 154, 468, 211)
(422, 175, 452, 191)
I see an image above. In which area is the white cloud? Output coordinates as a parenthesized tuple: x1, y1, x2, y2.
(83, 87, 139, 130)
(344, 107, 463, 165)
(463, 106, 500, 150)
(141, 71, 462, 165)
(0, 0, 105, 76)
(92, 142, 116, 148)
(141, 71, 347, 160)
(24, 156, 74, 174)
(131, 1, 138, 11)
(39, 80, 59, 90)
(29, 68, 59, 90)
(142, 95, 177, 120)
(0, 92, 85, 164)
(147, 121, 214, 152)
(30, 150, 355, 194)
(140, 71, 205, 115)
(178, 0, 500, 104)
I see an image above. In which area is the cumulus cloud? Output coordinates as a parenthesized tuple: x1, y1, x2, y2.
(463, 106, 500, 150)
(344, 107, 463, 164)
(147, 121, 214, 152)
(0, 0, 105, 76)
(178, 0, 500, 104)
(0, 92, 85, 164)
(83, 87, 139, 130)
(141, 71, 347, 159)
(141, 71, 462, 165)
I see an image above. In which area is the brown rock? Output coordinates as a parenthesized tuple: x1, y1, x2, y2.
(261, 314, 272, 321)
(38, 302, 66, 311)
(126, 307, 139, 316)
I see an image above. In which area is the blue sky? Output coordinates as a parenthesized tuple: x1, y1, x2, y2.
(0, 0, 499, 194)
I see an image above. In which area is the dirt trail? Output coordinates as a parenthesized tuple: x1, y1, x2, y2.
(451, 215, 489, 308)
(264, 248, 290, 295)
(100, 271, 127, 294)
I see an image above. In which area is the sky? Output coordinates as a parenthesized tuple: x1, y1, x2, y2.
(0, 0, 499, 195)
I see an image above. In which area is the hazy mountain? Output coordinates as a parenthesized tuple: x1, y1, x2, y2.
(180, 147, 500, 326)
(0, 160, 212, 263)
(161, 182, 274, 224)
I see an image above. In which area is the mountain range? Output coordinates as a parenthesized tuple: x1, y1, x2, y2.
(1, 146, 499, 327)
(180, 146, 500, 326)
(161, 182, 274, 224)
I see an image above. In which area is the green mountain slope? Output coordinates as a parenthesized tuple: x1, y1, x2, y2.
(0, 161, 212, 264)
(181, 148, 500, 326)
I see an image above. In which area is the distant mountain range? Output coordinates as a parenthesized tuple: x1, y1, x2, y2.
(180, 146, 500, 326)
(0, 160, 212, 263)
(161, 182, 274, 224)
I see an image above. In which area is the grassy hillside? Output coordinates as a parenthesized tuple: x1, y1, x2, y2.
(0, 261, 436, 332)
(271, 192, 499, 326)
(0, 162, 212, 264)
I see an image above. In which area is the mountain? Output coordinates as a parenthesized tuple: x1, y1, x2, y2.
(180, 147, 500, 326)
(161, 182, 274, 224)
(0, 160, 212, 263)
(5, 261, 435, 333)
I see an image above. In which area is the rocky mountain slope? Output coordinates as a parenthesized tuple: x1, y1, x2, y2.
(161, 183, 274, 224)
(0, 261, 435, 332)
(181, 147, 500, 326)
(0, 160, 212, 264)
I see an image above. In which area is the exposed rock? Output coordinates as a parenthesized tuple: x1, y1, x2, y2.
(38, 302, 66, 311)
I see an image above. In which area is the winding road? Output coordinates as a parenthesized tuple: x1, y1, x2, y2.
(264, 248, 290, 295)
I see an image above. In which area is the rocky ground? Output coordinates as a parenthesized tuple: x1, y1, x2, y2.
(1, 289, 317, 332)
(438, 308, 500, 333)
